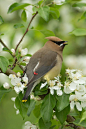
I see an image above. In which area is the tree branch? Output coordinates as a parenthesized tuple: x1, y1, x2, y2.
(0, 38, 13, 56)
(66, 115, 85, 129)
(15, 11, 38, 52)
(0, 68, 17, 76)
(11, 57, 24, 71)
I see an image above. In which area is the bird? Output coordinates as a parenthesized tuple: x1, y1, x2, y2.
(22, 36, 68, 102)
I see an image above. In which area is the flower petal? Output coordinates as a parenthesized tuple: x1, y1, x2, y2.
(75, 102, 82, 111)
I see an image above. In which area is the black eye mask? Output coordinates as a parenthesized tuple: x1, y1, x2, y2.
(51, 40, 66, 45)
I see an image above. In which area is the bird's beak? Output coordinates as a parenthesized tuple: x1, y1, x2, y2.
(63, 41, 68, 45)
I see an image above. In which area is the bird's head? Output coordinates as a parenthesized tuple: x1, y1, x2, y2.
(45, 36, 68, 51)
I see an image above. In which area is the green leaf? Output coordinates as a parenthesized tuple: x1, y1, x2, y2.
(33, 82, 48, 96)
(0, 56, 9, 73)
(0, 16, 4, 24)
(32, 6, 38, 13)
(8, 2, 30, 13)
(72, 3, 86, 8)
(3, 47, 11, 53)
(27, 99, 36, 116)
(26, 54, 32, 57)
(49, 126, 56, 129)
(51, 119, 61, 129)
(0, 33, 4, 36)
(70, 28, 86, 36)
(20, 62, 26, 66)
(0, 87, 11, 102)
(55, 105, 70, 124)
(50, 7, 60, 19)
(56, 92, 70, 111)
(14, 23, 24, 29)
(79, 11, 86, 21)
(40, 30, 55, 36)
(18, 92, 30, 108)
(21, 10, 27, 22)
(15, 96, 27, 119)
(38, 6, 50, 21)
(34, 89, 48, 96)
(33, 104, 41, 118)
(80, 111, 86, 123)
(39, 118, 51, 129)
(37, 0, 43, 6)
(73, 119, 86, 128)
(41, 94, 56, 122)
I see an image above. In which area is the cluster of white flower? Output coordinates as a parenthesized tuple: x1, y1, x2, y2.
(22, 121, 37, 129)
(9, 73, 28, 94)
(11, 48, 30, 64)
(65, 69, 86, 111)
(40, 75, 63, 96)
(3, 72, 28, 94)
(3, 67, 86, 112)
(11, 48, 28, 57)
(40, 69, 86, 111)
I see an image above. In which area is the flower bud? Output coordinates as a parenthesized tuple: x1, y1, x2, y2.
(21, 48, 28, 56)
(3, 82, 10, 89)
(11, 48, 15, 56)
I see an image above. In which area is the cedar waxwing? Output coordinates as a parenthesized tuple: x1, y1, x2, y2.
(22, 36, 67, 102)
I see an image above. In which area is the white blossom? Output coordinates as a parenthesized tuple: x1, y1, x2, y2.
(23, 121, 37, 129)
(40, 82, 47, 89)
(16, 110, 20, 114)
(11, 48, 15, 56)
(23, 57, 30, 64)
(17, 72, 21, 77)
(69, 94, 82, 111)
(49, 85, 63, 96)
(14, 84, 25, 94)
(49, 87, 55, 95)
(64, 82, 74, 94)
(21, 48, 28, 56)
(3, 82, 10, 89)
(22, 75, 28, 84)
(11, 97, 16, 101)
(81, 101, 86, 108)
(9, 74, 25, 94)
(9, 74, 16, 79)
(49, 80, 56, 87)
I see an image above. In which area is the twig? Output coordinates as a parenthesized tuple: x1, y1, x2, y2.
(0, 68, 17, 76)
(11, 57, 24, 71)
(15, 11, 38, 52)
(0, 38, 24, 71)
(66, 115, 85, 129)
(0, 38, 13, 56)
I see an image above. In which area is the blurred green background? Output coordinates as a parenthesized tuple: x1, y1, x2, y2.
(0, 0, 86, 128)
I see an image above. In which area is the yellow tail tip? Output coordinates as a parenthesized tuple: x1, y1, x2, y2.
(22, 100, 27, 102)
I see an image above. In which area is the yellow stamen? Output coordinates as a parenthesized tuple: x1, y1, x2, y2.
(22, 100, 27, 102)
(74, 98, 77, 101)
(17, 83, 21, 87)
(24, 84, 27, 86)
(13, 74, 16, 77)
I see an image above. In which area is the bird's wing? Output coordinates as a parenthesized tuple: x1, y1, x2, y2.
(26, 49, 57, 85)
(22, 50, 58, 101)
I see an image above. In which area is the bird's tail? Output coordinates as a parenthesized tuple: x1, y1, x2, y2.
(22, 82, 34, 102)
